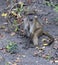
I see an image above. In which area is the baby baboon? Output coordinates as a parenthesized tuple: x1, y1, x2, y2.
(23, 15, 54, 48)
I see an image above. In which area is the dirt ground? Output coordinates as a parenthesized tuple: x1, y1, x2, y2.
(0, 0, 58, 65)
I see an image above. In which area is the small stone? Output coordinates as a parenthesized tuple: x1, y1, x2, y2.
(42, 46, 45, 49)
(3, 22, 8, 25)
(0, 55, 5, 62)
(15, 57, 21, 63)
(50, 60, 54, 63)
(36, 61, 38, 63)
(22, 55, 26, 58)
(8, 62, 12, 64)
(54, 59, 58, 63)
(33, 51, 39, 57)
(10, 32, 16, 36)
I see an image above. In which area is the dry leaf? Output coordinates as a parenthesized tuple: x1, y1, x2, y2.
(42, 39, 48, 46)
(43, 43, 48, 46)
(1, 13, 7, 17)
(0, 33, 5, 39)
(15, 57, 21, 63)
(11, 11, 17, 16)
(20, 30, 25, 33)
(10, 32, 16, 36)
(42, 46, 45, 49)
(42, 54, 51, 59)
(17, 17, 22, 24)
(12, 63, 17, 65)
(35, 46, 40, 49)
(54, 59, 58, 63)
(0, 26, 5, 29)
(33, 51, 39, 57)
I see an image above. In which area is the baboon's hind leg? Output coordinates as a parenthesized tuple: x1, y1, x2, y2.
(32, 29, 43, 46)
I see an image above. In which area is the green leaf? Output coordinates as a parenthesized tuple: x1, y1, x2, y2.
(54, 6, 58, 12)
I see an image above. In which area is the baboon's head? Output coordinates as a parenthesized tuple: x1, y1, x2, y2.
(29, 18, 33, 21)
(29, 15, 38, 22)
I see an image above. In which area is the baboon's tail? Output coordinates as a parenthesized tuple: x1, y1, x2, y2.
(43, 31, 54, 46)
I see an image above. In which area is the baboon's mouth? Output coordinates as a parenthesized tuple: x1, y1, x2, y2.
(29, 19, 33, 21)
